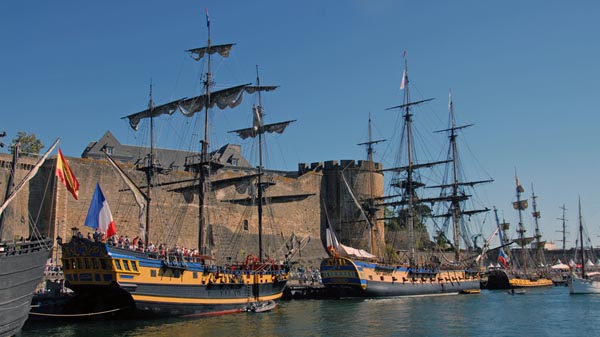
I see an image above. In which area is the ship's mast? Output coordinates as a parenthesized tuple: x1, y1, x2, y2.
(122, 11, 251, 257)
(198, 14, 212, 255)
(139, 82, 156, 245)
(494, 207, 510, 247)
(255, 66, 265, 262)
(514, 173, 528, 274)
(358, 114, 385, 256)
(382, 58, 436, 267)
(228, 67, 295, 263)
(0, 142, 18, 238)
(448, 96, 461, 261)
(556, 204, 568, 261)
(578, 198, 585, 278)
(430, 93, 491, 262)
(530, 184, 545, 267)
(147, 84, 153, 245)
(403, 60, 416, 265)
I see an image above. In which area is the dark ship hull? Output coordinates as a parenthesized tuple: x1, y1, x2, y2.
(61, 237, 288, 317)
(481, 269, 511, 289)
(0, 239, 52, 337)
(481, 269, 553, 289)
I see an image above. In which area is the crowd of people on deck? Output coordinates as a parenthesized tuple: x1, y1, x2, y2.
(76, 229, 202, 262)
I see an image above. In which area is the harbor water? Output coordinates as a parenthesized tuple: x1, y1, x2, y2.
(22, 286, 598, 337)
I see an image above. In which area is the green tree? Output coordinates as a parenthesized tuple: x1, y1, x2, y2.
(384, 207, 400, 231)
(9, 131, 44, 156)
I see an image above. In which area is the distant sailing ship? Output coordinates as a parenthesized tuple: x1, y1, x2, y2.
(483, 177, 552, 289)
(568, 198, 600, 294)
(0, 140, 58, 337)
(61, 14, 291, 316)
(319, 60, 483, 297)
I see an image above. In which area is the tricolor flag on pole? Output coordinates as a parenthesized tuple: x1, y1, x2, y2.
(55, 148, 79, 200)
(498, 249, 509, 268)
(84, 183, 117, 237)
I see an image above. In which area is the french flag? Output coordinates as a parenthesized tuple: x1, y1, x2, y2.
(498, 249, 509, 268)
(84, 183, 117, 237)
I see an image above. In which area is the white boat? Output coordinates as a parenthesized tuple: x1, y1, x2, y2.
(568, 199, 600, 294)
(244, 300, 277, 313)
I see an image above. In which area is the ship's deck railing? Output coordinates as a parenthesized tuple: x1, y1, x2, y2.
(0, 237, 52, 256)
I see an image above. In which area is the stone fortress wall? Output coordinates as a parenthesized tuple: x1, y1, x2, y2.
(0, 153, 385, 268)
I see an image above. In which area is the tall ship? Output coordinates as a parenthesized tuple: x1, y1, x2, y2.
(0, 139, 57, 336)
(61, 14, 291, 316)
(483, 177, 552, 289)
(319, 59, 484, 297)
(568, 198, 600, 294)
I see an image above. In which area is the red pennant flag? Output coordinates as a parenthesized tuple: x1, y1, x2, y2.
(56, 148, 80, 200)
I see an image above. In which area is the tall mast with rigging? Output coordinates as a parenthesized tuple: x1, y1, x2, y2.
(381, 58, 439, 266)
(123, 11, 251, 256)
(578, 197, 585, 278)
(357, 114, 385, 256)
(228, 66, 295, 262)
(556, 204, 568, 262)
(530, 184, 546, 268)
(430, 93, 492, 262)
(513, 172, 528, 274)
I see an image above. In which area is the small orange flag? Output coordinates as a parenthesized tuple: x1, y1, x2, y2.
(56, 148, 79, 200)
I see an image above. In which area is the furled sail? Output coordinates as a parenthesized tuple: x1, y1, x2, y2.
(104, 151, 148, 238)
(228, 84, 295, 139)
(326, 223, 376, 260)
(179, 84, 251, 117)
(512, 200, 528, 210)
(244, 85, 278, 94)
(124, 84, 251, 130)
(187, 43, 235, 60)
(124, 98, 186, 131)
(230, 117, 296, 139)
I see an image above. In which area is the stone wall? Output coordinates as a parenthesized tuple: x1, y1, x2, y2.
(0, 153, 334, 267)
(1, 152, 395, 268)
(320, 159, 386, 255)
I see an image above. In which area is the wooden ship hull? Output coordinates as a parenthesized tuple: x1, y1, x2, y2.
(320, 256, 480, 298)
(481, 269, 552, 289)
(61, 237, 288, 317)
(0, 239, 52, 337)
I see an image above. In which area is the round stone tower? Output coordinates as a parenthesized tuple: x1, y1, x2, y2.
(321, 159, 385, 256)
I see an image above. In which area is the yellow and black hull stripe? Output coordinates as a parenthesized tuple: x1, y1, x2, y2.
(61, 237, 288, 316)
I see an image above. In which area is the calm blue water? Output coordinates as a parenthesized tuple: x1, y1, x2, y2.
(21, 286, 598, 337)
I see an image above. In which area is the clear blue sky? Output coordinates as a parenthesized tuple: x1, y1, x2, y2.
(2, 1, 599, 250)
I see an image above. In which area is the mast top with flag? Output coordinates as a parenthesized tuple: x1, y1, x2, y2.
(205, 8, 210, 44)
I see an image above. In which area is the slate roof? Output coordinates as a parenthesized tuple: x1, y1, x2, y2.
(82, 131, 252, 170)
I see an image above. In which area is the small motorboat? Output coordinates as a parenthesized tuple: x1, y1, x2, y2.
(508, 289, 526, 295)
(244, 300, 277, 313)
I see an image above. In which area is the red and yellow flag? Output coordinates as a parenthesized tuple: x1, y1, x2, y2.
(56, 148, 79, 200)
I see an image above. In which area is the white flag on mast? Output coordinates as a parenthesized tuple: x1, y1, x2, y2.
(400, 69, 407, 90)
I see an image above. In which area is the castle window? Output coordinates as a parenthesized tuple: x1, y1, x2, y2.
(243, 219, 249, 231)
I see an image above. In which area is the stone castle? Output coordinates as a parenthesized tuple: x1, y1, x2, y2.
(0, 133, 387, 268)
